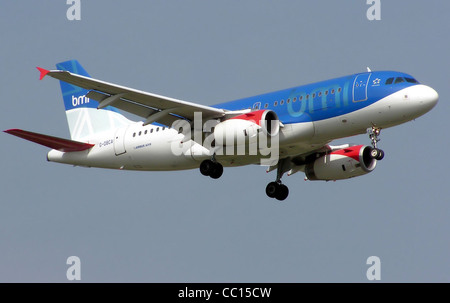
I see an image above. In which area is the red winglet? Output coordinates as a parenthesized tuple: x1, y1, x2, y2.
(4, 129, 94, 152)
(36, 67, 50, 80)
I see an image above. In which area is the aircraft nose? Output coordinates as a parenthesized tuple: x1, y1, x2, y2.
(406, 84, 439, 115)
(421, 85, 439, 110)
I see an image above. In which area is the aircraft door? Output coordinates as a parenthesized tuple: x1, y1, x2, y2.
(113, 126, 128, 155)
(353, 73, 371, 102)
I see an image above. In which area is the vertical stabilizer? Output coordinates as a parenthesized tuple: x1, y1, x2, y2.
(56, 60, 133, 140)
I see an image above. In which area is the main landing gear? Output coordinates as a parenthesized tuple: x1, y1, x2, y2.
(199, 156, 289, 201)
(368, 126, 385, 160)
(265, 158, 290, 201)
(266, 181, 289, 201)
(200, 159, 223, 179)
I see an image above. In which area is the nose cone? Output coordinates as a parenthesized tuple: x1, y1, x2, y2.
(404, 84, 439, 118)
(415, 84, 439, 113)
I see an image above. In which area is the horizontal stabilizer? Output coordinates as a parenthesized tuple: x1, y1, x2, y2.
(4, 129, 94, 152)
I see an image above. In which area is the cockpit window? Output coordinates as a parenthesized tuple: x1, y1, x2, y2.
(386, 76, 418, 85)
(405, 77, 419, 84)
(385, 77, 394, 85)
(394, 77, 405, 84)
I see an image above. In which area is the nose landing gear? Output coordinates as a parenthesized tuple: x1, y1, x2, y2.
(368, 126, 385, 160)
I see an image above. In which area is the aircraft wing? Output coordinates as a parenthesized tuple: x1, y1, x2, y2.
(38, 67, 226, 126)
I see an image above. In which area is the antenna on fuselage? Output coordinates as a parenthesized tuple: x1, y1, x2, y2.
(367, 67, 372, 72)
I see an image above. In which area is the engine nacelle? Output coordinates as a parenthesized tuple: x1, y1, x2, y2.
(213, 110, 279, 146)
(305, 145, 376, 181)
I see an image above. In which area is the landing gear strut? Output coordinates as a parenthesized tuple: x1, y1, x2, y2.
(368, 126, 385, 160)
(200, 159, 223, 179)
(265, 158, 290, 201)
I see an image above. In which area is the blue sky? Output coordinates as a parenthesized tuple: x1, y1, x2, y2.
(0, 1, 449, 282)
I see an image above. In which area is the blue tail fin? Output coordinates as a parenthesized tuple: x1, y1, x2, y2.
(56, 60, 133, 140)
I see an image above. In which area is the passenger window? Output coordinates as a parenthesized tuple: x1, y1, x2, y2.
(325, 90, 328, 95)
(133, 133, 136, 137)
(337, 88, 342, 93)
(150, 129, 153, 133)
(274, 101, 278, 106)
(280, 100, 284, 105)
(331, 89, 335, 94)
(318, 92, 322, 97)
(293, 97, 297, 102)
(385, 77, 394, 85)
(394, 77, 405, 84)
(138, 131, 142, 136)
(287, 98, 290, 104)
(144, 130, 148, 135)
(156, 127, 159, 132)
(162, 127, 165, 131)
(264, 103, 268, 108)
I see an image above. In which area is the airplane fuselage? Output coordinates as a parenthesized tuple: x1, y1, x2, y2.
(47, 71, 438, 171)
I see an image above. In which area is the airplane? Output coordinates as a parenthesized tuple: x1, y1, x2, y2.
(4, 60, 438, 201)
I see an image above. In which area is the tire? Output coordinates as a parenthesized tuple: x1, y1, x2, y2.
(266, 182, 279, 198)
(370, 148, 379, 159)
(200, 160, 213, 176)
(275, 184, 289, 201)
(210, 163, 223, 179)
(376, 149, 385, 160)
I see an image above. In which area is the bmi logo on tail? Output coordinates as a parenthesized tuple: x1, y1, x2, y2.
(72, 95, 90, 107)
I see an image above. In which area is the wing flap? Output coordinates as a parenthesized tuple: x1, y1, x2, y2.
(4, 129, 94, 152)
(85, 90, 185, 126)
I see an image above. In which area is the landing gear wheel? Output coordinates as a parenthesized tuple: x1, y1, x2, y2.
(370, 148, 379, 159)
(210, 163, 223, 179)
(376, 149, 385, 160)
(370, 148, 385, 160)
(266, 182, 289, 200)
(266, 182, 279, 198)
(200, 160, 223, 179)
(275, 184, 289, 201)
(200, 160, 214, 176)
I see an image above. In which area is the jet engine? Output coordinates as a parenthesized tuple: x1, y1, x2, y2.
(213, 110, 279, 146)
(305, 145, 377, 181)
